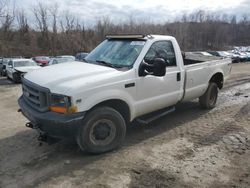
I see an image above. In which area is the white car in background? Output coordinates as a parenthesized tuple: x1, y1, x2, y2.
(6, 59, 41, 83)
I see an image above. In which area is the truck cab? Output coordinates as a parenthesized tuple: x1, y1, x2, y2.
(18, 35, 231, 154)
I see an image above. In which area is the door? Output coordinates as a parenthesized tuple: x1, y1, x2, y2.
(136, 41, 183, 116)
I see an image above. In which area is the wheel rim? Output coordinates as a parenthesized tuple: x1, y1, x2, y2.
(90, 119, 116, 146)
(209, 87, 217, 105)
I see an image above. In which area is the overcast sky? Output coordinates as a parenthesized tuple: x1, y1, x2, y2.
(16, 0, 250, 26)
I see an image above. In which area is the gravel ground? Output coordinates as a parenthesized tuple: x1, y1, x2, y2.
(0, 63, 250, 188)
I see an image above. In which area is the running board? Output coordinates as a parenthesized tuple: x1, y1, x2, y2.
(136, 106, 176, 125)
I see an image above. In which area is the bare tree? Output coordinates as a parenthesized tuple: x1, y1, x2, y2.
(0, 0, 7, 18)
(49, 4, 59, 55)
(1, 2, 250, 57)
(32, 3, 50, 54)
(17, 9, 28, 30)
(33, 3, 48, 32)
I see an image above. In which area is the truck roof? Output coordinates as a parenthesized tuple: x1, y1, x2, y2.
(106, 34, 175, 41)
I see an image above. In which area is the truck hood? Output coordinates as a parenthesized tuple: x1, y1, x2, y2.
(15, 66, 41, 73)
(24, 62, 122, 94)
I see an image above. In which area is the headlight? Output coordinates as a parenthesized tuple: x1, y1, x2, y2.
(49, 94, 77, 114)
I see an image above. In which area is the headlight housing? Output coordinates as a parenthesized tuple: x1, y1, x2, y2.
(49, 94, 77, 114)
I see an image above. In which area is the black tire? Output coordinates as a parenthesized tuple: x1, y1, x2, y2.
(199, 82, 218, 109)
(12, 73, 21, 83)
(77, 106, 126, 154)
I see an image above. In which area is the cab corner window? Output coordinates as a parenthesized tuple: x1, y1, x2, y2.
(144, 41, 176, 67)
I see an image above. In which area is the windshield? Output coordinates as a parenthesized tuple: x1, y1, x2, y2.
(14, 60, 38, 67)
(85, 39, 145, 67)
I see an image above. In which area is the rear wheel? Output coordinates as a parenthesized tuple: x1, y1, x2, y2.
(199, 82, 218, 109)
(77, 106, 126, 154)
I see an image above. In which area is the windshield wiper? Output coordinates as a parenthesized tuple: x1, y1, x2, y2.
(96, 60, 123, 68)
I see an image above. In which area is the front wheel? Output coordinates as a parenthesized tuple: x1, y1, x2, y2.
(12, 72, 21, 83)
(199, 82, 218, 109)
(77, 106, 126, 154)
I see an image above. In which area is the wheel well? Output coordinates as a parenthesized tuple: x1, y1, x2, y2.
(94, 99, 131, 124)
(209, 73, 224, 89)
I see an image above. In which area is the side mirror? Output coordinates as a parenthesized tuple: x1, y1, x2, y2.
(153, 58, 167, 76)
(139, 58, 167, 77)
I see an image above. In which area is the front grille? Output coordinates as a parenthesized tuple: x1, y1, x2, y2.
(22, 78, 50, 112)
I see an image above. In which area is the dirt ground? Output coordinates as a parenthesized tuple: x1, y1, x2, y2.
(0, 63, 250, 188)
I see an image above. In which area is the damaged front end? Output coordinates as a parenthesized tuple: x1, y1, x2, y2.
(13, 70, 25, 83)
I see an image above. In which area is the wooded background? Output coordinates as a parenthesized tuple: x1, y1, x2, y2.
(0, 1, 250, 57)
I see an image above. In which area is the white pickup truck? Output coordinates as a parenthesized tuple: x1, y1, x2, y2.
(18, 35, 232, 154)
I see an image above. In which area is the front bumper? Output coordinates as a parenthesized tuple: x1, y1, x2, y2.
(18, 96, 86, 138)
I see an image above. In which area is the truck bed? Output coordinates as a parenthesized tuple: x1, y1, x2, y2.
(184, 53, 224, 65)
(182, 57, 232, 101)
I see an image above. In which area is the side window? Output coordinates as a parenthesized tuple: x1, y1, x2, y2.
(8, 61, 12, 66)
(144, 41, 176, 66)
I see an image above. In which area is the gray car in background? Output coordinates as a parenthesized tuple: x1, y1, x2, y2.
(0, 58, 10, 76)
(75, 52, 89, 61)
(56, 55, 75, 61)
(48, 57, 74, 65)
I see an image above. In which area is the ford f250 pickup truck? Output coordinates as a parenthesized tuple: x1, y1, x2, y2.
(18, 34, 232, 154)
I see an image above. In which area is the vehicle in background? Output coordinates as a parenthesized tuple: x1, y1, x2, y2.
(218, 51, 231, 58)
(207, 51, 239, 63)
(233, 52, 248, 62)
(48, 58, 74, 65)
(56, 55, 75, 61)
(207, 51, 221, 57)
(231, 53, 241, 63)
(0, 58, 10, 76)
(207, 51, 230, 58)
(76, 52, 89, 61)
(246, 52, 250, 62)
(6, 59, 41, 83)
(191, 52, 213, 56)
(19, 34, 231, 154)
(32, 56, 50, 66)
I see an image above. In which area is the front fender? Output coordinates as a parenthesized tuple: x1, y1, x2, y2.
(75, 89, 136, 121)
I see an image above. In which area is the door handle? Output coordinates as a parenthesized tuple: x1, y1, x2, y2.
(177, 72, 181, 81)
